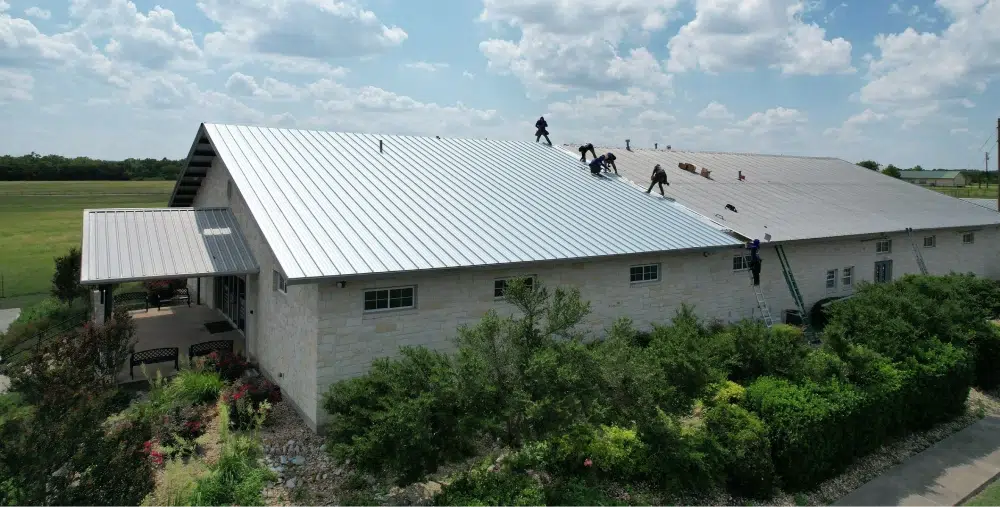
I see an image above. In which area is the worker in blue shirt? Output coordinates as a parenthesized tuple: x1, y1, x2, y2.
(747, 239, 762, 285)
(588, 154, 607, 175)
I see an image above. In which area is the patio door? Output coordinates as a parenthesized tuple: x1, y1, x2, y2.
(213, 275, 246, 333)
(874, 260, 893, 284)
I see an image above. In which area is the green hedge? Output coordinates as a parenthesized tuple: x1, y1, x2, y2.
(745, 341, 972, 490)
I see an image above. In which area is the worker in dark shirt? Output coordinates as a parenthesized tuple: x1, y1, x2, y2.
(579, 143, 597, 163)
(604, 152, 618, 174)
(588, 155, 607, 175)
(748, 239, 762, 286)
(534, 117, 551, 145)
(646, 164, 669, 195)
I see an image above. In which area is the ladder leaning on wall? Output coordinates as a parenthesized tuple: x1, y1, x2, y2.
(906, 228, 930, 275)
(749, 270, 775, 327)
(775, 245, 813, 334)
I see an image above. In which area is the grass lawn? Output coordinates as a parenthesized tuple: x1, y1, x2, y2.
(0, 181, 174, 309)
(964, 476, 1000, 506)
(931, 186, 1000, 199)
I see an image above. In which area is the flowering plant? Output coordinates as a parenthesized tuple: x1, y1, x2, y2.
(200, 350, 251, 381)
(143, 440, 165, 466)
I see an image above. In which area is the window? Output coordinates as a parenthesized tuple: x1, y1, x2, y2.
(629, 264, 660, 283)
(842, 267, 853, 287)
(494, 276, 535, 299)
(963, 232, 975, 245)
(732, 254, 752, 271)
(272, 270, 287, 294)
(364, 286, 415, 312)
(923, 236, 936, 248)
(875, 239, 892, 254)
(825, 269, 838, 291)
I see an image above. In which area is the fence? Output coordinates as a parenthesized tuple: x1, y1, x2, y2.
(0, 307, 90, 371)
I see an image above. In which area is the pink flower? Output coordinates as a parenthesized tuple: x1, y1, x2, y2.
(583, 458, 593, 467)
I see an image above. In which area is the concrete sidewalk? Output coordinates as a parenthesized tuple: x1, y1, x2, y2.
(834, 416, 1000, 506)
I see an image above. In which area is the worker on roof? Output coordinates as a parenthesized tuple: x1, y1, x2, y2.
(534, 116, 552, 145)
(588, 154, 607, 175)
(604, 152, 618, 174)
(646, 164, 669, 195)
(579, 143, 597, 163)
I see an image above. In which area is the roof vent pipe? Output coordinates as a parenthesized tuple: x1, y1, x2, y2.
(626, 139, 631, 151)
(379, 139, 383, 153)
(654, 143, 658, 150)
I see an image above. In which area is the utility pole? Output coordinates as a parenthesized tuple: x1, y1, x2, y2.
(987, 152, 991, 189)
(996, 118, 999, 211)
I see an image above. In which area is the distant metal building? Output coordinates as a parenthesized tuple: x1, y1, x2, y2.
(899, 170, 967, 187)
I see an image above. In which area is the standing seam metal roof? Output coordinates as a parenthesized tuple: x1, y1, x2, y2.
(594, 148, 1000, 243)
(195, 124, 741, 281)
(80, 207, 259, 284)
(898, 170, 963, 179)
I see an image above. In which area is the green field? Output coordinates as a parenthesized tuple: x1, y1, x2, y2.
(0, 181, 174, 309)
(965, 478, 1000, 506)
(932, 186, 1000, 199)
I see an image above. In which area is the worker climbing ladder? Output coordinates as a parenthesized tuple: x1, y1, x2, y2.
(750, 272, 775, 327)
(775, 245, 811, 332)
(906, 228, 929, 275)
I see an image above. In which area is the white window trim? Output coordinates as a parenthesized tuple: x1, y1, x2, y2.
(825, 269, 838, 292)
(493, 276, 537, 300)
(732, 254, 752, 271)
(629, 263, 661, 284)
(272, 270, 287, 294)
(842, 266, 853, 288)
(923, 236, 936, 248)
(875, 239, 892, 254)
(963, 232, 975, 245)
(363, 285, 417, 313)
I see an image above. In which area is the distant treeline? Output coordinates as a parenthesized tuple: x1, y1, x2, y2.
(0, 153, 185, 181)
(857, 159, 999, 183)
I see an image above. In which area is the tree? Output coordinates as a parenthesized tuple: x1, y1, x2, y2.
(51, 247, 88, 305)
(911, 165, 924, 171)
(882, 165, 902, 178)
(857, 160, 880, 171)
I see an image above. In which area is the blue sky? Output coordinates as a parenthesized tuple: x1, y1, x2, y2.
(0, 0, 998, 169)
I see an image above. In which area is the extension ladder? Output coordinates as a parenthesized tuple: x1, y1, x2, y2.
(775, 245, 810, 330)
(750, 271, 775, 327)
(906, 228, 929, 275)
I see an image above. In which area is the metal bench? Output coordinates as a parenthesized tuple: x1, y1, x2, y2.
(130, 347, 179, 380)
(151, 288, 192, 311)
(188, 339, 234, 365)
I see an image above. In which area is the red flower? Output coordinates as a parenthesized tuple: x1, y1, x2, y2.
(583, 458, 593, 467)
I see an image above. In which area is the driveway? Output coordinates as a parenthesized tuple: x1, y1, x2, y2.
(0, 308, 20, 334)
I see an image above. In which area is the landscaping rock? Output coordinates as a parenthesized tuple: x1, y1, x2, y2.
(285, 477, 297, 489)
(260, 401, 342, 505)
(279, 455, 287, 465)
(386, 481, 443, 506)
(291, 456, 305, 466)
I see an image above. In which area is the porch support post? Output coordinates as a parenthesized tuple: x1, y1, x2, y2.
(101, 284, 113, 321)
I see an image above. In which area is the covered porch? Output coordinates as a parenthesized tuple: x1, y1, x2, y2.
(79, 207, 260, 384)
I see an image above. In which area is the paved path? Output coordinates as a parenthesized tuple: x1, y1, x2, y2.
(835, 416, 1000, 506)
(0, 308, 20, 334)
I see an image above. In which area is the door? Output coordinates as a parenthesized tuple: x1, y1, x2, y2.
(213, 275, 246, 333)
(874, 260, 893, 284)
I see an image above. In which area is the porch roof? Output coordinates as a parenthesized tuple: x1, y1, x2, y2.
(80, 207, 259, 285)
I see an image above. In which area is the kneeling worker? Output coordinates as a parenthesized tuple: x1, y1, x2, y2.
(588, 154, 608, 175)
(604, 152, 618, 174)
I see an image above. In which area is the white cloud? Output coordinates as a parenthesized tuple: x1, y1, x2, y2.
(477, 0, 677, 96)
(697, 101, 734, 120)
(404, 61, 449, 72)
(824, 108, 886, 139)
(24, 6, 51, 19)
(0, 69, 34, 101)
(198, 0, 407, 61)
(951, 127, 969, 134)
(462, 71, 475, 79)
(860, 0, 999, 114)
(0, 1, 9, 12)
(546, 87, 659, 121)
(737, 106, 807, 135)
(224, 72, 301, 100)
(667, 0, 855, 76)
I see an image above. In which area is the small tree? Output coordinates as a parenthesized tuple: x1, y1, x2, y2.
(882, 164, 902, 178)
(856, 160, 880, 171)
(51, 247, 87, 305)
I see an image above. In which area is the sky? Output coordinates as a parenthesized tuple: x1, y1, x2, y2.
(0, 0, 998, 169)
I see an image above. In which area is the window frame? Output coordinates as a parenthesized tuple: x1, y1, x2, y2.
(363, 285, 417, 313)
(963, 232, 975, 245)
(227, 179, 234, 202)
(629, 263, 661, 284)
(825, 269, 838, 292)
(923, 235, 936, 248)
(875, 239, 892, 254)
(272, 270, 287, 294)
(842, 266, 853, 288)
(494, 276, 537, 300)
(732, 254, 752, 271)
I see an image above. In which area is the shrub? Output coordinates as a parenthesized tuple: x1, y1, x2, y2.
(640, 408, 721, 493)
(972, 324, 1000, 390)
(522, 340, 608, 437)
(543, 424, 648, 480)
(186, 428, 275, 506)
(224, 380, 277, 431)
(543, 478, 625, 506)
(435, 459, 545, 507)
(724, 321, 810, 383)
(165, 370, 225, 405)
(810, 296, 846, 331)
(646, 306, 731, 410)
(200, 350, 251, 382)
(324, 347, 476, 482)
(703, 403, 775, 498)
(0, 297, 87, 355)
(51, 247, 88, 304)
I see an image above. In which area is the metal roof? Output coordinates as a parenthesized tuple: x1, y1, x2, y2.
(81, 207, 259, 285)
(593, 147, 1000, 243)
(189, 123, 741, 282)
(962, 198, 999, 211)
(899, 170, 963, 179)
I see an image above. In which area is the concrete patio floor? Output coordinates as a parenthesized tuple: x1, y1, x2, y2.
(119, 305, 245, 384)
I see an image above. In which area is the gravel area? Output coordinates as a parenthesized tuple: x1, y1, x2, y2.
(259, 401, 345, 506)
